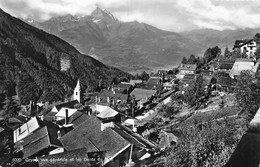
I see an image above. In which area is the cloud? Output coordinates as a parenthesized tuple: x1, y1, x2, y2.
(0, 0, 259, 32)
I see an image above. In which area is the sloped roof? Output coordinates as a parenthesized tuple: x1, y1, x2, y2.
(60, 116, 130, 160)
(130, 88, 157, 101)
(230, 59, 255, 76)
(14, 123, 61, 158)
(13, 117, 41, 143)
(60, 116, 158, 161)
(182, 74, 195, 84)
(216, 76, 236, 87)
(96, 106, 118, 119)
(54, 100, 78, 111)
(113, 124, 158, 151)
(179, 64, 197, 71)
(114, 83, 132, 90)
(233, 39, 249, 48)
(144, 78, 162, 90)
(97, 90, 128, 104)
(218, 61, 234, 70)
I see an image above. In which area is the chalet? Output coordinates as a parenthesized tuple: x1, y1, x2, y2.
(95, 89, 128, 106)
(233, 39, 258, 58)
(13, 120, 62, 159)
(177, 64, 197, 79)
(130, 88, 157, 101)
(13, 117, 41, 143)
(45, 100, 79, 122)
(60, 116, 158, 167)
(200, 65, 214, 76)
(229, 58, 259, 78)
(113, 83, 134, 94)
(144, 78, 163, 91)
(181, 74, 196, 85)
(215, 76, 236, 92)
(217, 61, 234, 71)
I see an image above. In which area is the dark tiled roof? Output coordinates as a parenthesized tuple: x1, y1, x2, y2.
(114, 83, 132, 90)
(60, 116, 158, 161)
(60, 116, 130, 160)
(113, 124, 158, 151)
(216, 76, 236, 87)
(182, 74, 195, 84)
(179, 64, 197, 71)
(55, 100, 79, 111)
(14, 123, 61, 159)
(233, 39, 249, 48)
(144, 78, 163, 90)
(218, 61, 234, 70)
(39, 148, 105, 167)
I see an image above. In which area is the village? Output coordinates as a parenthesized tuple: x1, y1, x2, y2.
(1, 33, 260, 167)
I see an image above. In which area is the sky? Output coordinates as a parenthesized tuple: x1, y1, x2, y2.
(0, 0, 260, 32)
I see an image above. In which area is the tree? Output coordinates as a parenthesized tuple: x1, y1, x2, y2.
(188, 54, 196, 64)
(184, 75, 207, 108)
(235, 70, 260, 118)
(140, 71, 149, 82)
(181, 57, 187, 64)
(254, 46, 260, 60)
(224, 46, 232, 58)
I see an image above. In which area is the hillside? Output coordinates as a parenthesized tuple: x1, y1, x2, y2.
(26, 7, 205, 72)
(0, 8, 129, 104)
(181, 28, 260, 50)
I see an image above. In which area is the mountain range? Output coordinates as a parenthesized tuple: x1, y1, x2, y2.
(0, 8, 128, 104)
(181, 28, 260, 51)
(25, 7, 260, 73)
(25, 7, 205, 73)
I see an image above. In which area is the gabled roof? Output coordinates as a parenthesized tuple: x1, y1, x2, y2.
(60, 116, 130, 160)
(96, 106, 118, 119)
(218, 61, 234, 70)
(54, 100, 79, 111)
(13, 117, 41, 143)
(233, 39, 249, 48)
(60, 116, 158, 162)
(144, 78, 162, 90)
(230, 59, 256, 77)
(179, 64, 197, 71)
(130, 88, 157, 101)
(114, 83, 132, 90)
(182, 74, 195, 84)
(14, 122, 62, 158)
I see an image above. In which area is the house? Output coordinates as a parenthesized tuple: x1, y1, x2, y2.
(144, 78, 163, 91)
(38, 148, 105, 167)
(45, 100, 79, 122)
(130, 88, 157, 101)
(95, 89, 129, 106)
(200, 65, 214, 76)
(181, 74, 196, 85)
(177, 64, 197, 79)
(229, 58, 258, 78)
(113, 83, 133, 94)
(13, 121, 62, 159)
(215, 76, 236, 92)
(233, 39, 258, 58)
(217, 61, 234, 71)
(60, 116, 158, 167)
(13, 117, 41, 143)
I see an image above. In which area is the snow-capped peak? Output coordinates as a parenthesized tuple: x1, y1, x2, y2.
(91, 6, 118, 21)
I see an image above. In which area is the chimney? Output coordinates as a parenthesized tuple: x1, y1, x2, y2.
(107, 96, 110, 103)
(101, 121, 114, 131)
(65, 109, 69, 125)
(113, 90, 116, 94)
(98, 97, 101, 103)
